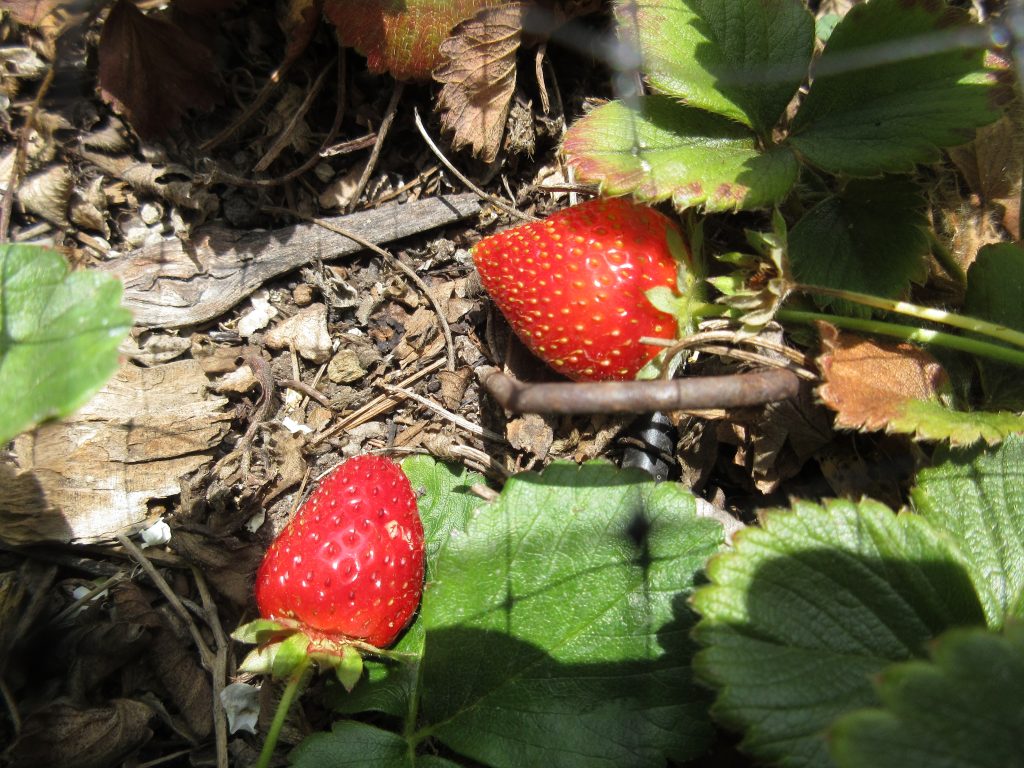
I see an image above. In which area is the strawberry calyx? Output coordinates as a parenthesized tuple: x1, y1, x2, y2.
(233, 617, 393, 691)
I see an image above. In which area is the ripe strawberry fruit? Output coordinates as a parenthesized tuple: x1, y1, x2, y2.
(472, 197, 687, 382)
(255, 455, 424, 649)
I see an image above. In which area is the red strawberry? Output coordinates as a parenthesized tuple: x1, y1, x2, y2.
(255, 455, 424, 649)
(472, 197, 687, 382)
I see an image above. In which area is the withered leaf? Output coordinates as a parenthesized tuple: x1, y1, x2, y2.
(279, 0, 324, 66)
(815, 322, 948, 433)
(323, 0, 501, 81)
(435, 3, 524, 163)
(949, 114, 1024, 204)
(5, 0, 66, 27)
(97, 0, 219, 139)
(173, 0, 240, 14)
(9, 699, 153, 768)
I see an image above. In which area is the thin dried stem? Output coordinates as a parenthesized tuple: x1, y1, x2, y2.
(192, 568, 229, 768)
(347, 81, 404, 212)
(383, 383, 507, 443)
(255, 56, 335, 172)
(311, 358, 446, 446)
(201, 61, 291, 152)
(412, 108, 536, 222)
(115, 535, 215, 672)
(307, 214, 457, 371)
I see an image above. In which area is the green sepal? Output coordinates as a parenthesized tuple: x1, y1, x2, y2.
(335, 645, 365, 692)
(239, 644, 278, 675)
(272, 632, 311, 679)
(646, 286, 685, 318)
(231, 618, 287, 645)
(707, 274, 745, 296)
(666, 224, 692, 267)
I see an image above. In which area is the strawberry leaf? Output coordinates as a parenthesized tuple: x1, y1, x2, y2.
(0, 244, 132, 444)
(401, 455, 486, 566)
(964, 243, 1024, 411)
(418, 461, 724, 767)
(912, 434, 1024, 626)
(888, 400, 1024, 447)
(788, 178, 929, 316)
(830, 624, 1024, 768)
(563, 96, 798, 212)
(323, 0, 499, 81)
(693, 499, 986, 768)
(622, 0, 814, 136)
(816, 325, 949, 433)
(788, 0, 998, 176)
(291, 720, 461, 767)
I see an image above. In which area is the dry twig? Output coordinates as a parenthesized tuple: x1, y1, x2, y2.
(412, 108, 536, 222)
(482, 368, 802, 415)
(347, 81, 404, 212)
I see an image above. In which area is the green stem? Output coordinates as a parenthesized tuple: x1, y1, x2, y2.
(256, 658, 312, 768)
(777, 309, 1024, 368)
(927, 229, 967, 288)
(793, 284, 1024, 350)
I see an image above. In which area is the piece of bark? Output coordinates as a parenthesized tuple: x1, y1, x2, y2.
(99, 193, 481, 328)
(0, 360, 230, 545)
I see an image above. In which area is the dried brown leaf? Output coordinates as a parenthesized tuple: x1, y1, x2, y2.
(150, 629, 213, 739)
(97, 0, 219, 139)
(815, 323, 948, 432)
(949, 114, 1024, 203)
(173, 0, 240, 14)
(279, 0, 324, 65)
(170, 530, 263, 606)
(8, 699, 153, 768)
(4, 0, 66, 27)
(435, 3, 524, 163)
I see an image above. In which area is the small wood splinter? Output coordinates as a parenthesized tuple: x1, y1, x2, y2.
(482, 368, 802, 415)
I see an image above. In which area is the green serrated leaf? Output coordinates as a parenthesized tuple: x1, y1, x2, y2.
(964, 243, 1024, 410)
(693, 498, 986, 768)
(621, 0, 814, 135)
(563, 96, 798, 212)
(912, 434, 1024, 626)
(788, 0, 998, 176)
(1011, 589, 1024, 620)
(830, 623, 1024, 768)
(419, 461, 724, 768)
(889, 399, 1024, 447)
(788, 178, 929, 316)
(402, 455, 486, 566)
(272, 632, 311, 679)
(231, 618, 285, 644)
(0, 244, 133, 444)
(291, 721, 410, 768)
